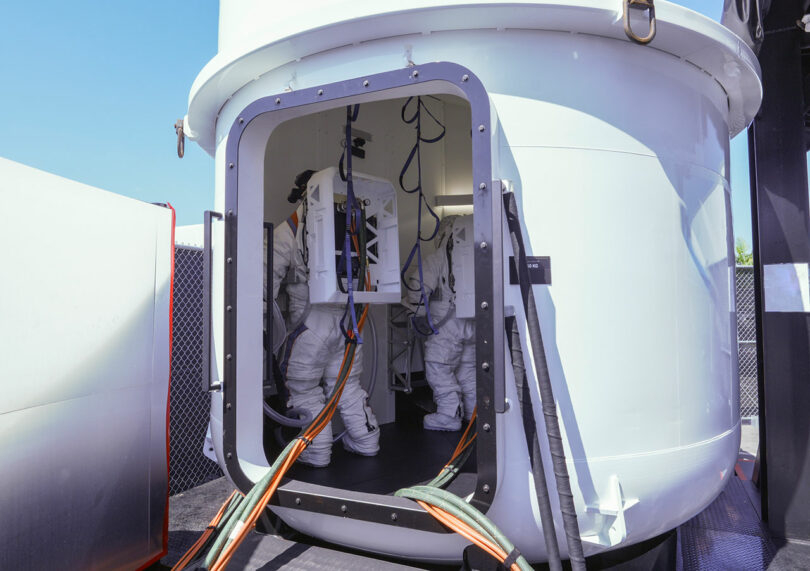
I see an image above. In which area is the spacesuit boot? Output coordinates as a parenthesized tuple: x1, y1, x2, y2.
(423, 379, 462, 431)
(336, 369, 380, 456)
(457, 333, 477, 421)
(343, 427, 380, 456)
(460, 387, 477, 422)
(287, 377, 333, 467)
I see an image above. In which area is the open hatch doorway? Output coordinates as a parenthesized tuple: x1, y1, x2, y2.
(218, 64, 504, 537)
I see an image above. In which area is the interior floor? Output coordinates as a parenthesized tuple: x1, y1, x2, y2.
(284, 391, 477, 496)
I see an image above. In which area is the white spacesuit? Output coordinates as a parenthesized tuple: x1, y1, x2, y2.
(404, 215, 476, 431)
(267, 203, 380, 467)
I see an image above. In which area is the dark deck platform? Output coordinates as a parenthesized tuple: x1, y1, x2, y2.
(153, 426, 810, 571)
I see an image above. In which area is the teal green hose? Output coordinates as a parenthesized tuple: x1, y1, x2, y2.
(410, 485, 520, 553)
(395, 486, 533, 571)
(395, 487, 498, 544)
(202, 342, 360, 568)
(426, 442, 475, 489)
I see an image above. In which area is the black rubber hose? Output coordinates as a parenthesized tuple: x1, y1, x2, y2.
(263, 402, 311, 428)
(506, 316, 563, 571)
(503, 192, 586, 570)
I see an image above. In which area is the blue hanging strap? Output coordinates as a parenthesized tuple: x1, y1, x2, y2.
(338, 104, 362, 343)
(398, 96, 447, 337)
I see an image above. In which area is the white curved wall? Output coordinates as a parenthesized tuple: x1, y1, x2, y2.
(196, 1, 760, 564)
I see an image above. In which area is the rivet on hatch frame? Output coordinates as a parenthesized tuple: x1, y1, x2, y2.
(481, 362, 490, 372)
(228, 163, 234, 169)
(390, 513, 398, 521)
(462, 74, 469, 82)
(478, 124, 486, 132)
(480, 242, 488, 250)
(483, 484, 491, 493)
(363, 80, 369, 87)
(481, 301, 489, 310)
(479, 182, 487, 191)
(317, 89, 324, 96)
(227, 209, 233, 216)
(238, 117, 244, 124)
(227, 257, 233, 264)
(226, 305, 232, 312)
(226, 354, 232, 361)
(483, 423, 491, 432)
(275, 98, 281, 105)
(226, 402, 232, 410)
(226, 452, 232, 459)
(295, 497, 302, 505)
(412, 69, 419, 78)
(341, 505, 348, 513)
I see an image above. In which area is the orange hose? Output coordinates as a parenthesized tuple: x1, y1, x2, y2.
(437, 407, 478, 477)
(172, 490, 239, 571)
(213, 441, 307, 570)
(452, 407, 478, 457)
(416, 501, 513, 567)
(210, 304, 370, 570)
(417, 502, 520, 571)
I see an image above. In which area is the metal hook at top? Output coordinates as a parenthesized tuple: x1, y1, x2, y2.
(624, 0, 656, 45)
(175, 119, 185, 159)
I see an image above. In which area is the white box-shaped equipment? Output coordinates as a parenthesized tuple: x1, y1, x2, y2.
(0, 158, 172, 570)
(306, 166, 400, 304)
(451, 215, 475, 318)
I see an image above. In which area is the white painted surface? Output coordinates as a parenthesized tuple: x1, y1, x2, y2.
(306, 167, 400, 304)
(764, 263, 810, 313)
(190, 0, 762, 564)
(452, 215, 476, 318)
(0, 158, 173, 569)
(175, 223, 204, 248)
(187, 1, 760, 155)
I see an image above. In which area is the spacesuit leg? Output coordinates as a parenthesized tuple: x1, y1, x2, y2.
(323, 343, 381, 456)
(423, 320, 464, 431)
(456, 319, 477, 421)
(282, 326, 332, 467)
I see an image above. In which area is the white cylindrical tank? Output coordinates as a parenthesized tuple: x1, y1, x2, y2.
(187, 1, 762, 564)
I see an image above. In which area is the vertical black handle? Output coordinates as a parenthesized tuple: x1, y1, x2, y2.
(203, 210, 223, 392)
(264, 222, 273, 388)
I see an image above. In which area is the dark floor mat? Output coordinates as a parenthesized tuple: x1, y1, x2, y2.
(287, 419, 476, 494)
(679, 475, 778, 570)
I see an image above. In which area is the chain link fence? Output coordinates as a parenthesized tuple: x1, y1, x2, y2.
(736, 266, 759, 418)
(170, 246, 222, 495)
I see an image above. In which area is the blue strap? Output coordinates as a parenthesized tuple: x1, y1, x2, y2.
(285, 215, 298, 235)
(398, 96, 446, 337)
(339, 104, 362, 343)
(279, 322, 307, 378)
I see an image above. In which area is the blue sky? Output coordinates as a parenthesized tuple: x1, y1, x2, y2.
(0, 1, 754, 240)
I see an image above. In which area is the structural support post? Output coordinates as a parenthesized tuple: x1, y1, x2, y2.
(748, 0, 810, 541)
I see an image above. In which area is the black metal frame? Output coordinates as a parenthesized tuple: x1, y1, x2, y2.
(203, 210, 222, 393)
(748, 0, 810, 541)
(219, 62, 503, 529)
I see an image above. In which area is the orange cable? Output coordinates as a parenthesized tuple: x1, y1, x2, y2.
(172, 490, 239, 570)
(437, 407, 479, 477)
(211, 305, 370, 570)
(416, 501, 509, 565)
(417, 502, 520, 571)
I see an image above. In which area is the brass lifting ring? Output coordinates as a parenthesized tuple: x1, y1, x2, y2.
(624, 0, 656, 45)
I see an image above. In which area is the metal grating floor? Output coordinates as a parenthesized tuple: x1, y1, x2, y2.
(678, 476, 777, 570)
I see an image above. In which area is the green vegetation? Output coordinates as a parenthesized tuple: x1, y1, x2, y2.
(735, 238, 754, 266)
